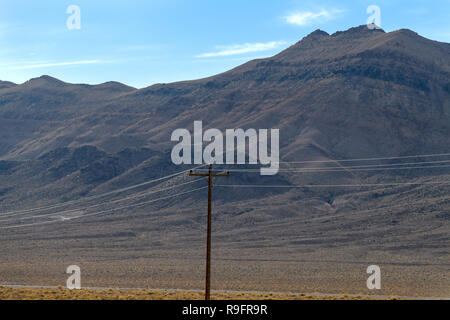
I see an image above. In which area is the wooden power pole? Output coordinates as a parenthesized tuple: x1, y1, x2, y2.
(189, 164, 229, 300)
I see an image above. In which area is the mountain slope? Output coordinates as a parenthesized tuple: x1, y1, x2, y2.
(1, 26, 448, 163)
(0, 25, 449, 207)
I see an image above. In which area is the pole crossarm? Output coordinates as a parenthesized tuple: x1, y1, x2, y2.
(189, 164, 229, 300)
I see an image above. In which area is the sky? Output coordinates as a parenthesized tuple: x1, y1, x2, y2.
(0, 0, 449, 88)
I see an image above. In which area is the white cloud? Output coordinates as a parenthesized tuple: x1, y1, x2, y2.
(7, 60, 105, 70)
(285, 9, 343, 26)
(196, 41, 287, 58)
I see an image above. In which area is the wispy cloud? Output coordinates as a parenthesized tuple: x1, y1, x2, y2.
(285, 9, 343, 26)
(196, 41, 287, 58)
(7, 60, 105, 70)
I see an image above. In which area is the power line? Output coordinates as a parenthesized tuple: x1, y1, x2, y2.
(2, 152, 449, 216)
(200, 164, 450, 173)
(0, 178, 205, 222)
(0, 164, 207, 217)
(274, 152, 450, 163)
(0, 186, 207, 230)
(2, 152, 450, 225)
(194, 159, 450, 173)
(280, 159, 450, 169)
(0, 178, 204, 220)
(215, 180, 450, 188)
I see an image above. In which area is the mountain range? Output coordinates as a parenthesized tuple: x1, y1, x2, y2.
(0, 25, 448, 296)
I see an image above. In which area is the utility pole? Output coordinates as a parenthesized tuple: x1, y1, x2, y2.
(189, 164, 229, 300)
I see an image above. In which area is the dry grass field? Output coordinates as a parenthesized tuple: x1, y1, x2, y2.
(0, 286, 396, 300)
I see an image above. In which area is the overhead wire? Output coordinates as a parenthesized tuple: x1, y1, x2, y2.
(273, 152, 450, 163)
(0, 164, 207, 216)
(196, 164, 450, 173)
(0, 178, 205, 222)
(215, 180, 450, 188)
(0, 186, 207, 230)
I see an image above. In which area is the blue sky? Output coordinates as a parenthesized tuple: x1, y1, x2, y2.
(0, 0, 449, 88)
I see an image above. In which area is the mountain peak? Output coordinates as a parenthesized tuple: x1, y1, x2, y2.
(96, 81, 136, 92)
(25, 75, 66, 87)
(0, 80, 17, 90)
(296, 29, 330, 44)
(331, 24, 385, 37)
(391, 28, 420, 38)
(305, 29, 330, 39)
(288, 25, 384, 52)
